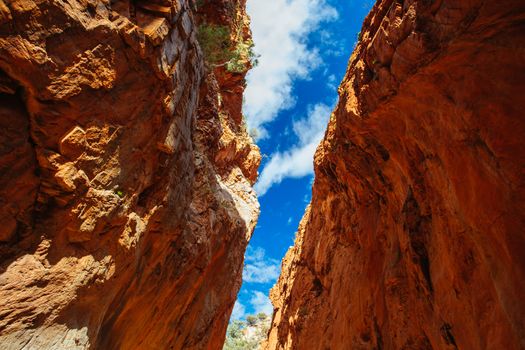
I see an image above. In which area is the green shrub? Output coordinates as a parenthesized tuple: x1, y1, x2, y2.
(226, 39, 259, 73)
(223, 313, 271, 350)
(223, 319, 251, 350)
(197, 23, 259, 73)
(257, 312, 267, 321)
(246, 315, 257, 326)
(197, 24, 234, 66)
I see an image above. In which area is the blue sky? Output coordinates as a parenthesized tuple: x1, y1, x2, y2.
(231, 0, 374, 319)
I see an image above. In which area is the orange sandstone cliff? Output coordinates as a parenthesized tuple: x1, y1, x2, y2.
(266, 0, 525, 349)
(0, 0, 259, 348)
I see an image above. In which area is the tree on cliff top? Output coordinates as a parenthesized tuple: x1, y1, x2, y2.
(223, 312, 270, 350)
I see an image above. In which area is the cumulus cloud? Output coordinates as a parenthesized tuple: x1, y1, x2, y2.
(255, 103, 332, 195)
(245, 0, 338, 136)
(250, 291, 274, 315)
(231, 300, 246, 320)
(243, 246, 280, 283)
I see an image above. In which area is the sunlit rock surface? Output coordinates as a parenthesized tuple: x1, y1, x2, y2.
(265, 0, 525, 349)
(0, 0, 259, 348)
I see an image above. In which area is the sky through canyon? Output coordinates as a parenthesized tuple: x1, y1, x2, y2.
(231, 0, 375, 320)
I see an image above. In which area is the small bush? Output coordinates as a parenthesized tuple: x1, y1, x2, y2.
(197, 23, 259, 73)
(197, 24, 233, 66)
(223, 312, 271, 350)
(257, 312, 267, 321)
(226, 39, 259, 73)
(246, 315, 257, 326)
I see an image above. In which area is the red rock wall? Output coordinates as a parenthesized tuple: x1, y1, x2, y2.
(265, 0, 525, 349)
(0, 0, 259, 349)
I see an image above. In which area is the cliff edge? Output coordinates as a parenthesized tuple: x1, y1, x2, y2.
(266, 0, 525, 349)
(0, 0, 259, 349)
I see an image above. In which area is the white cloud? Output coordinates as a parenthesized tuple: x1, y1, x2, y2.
(319, 30, 347, 57)
(255, 103, 332, 195)
(243, 246, 280, 283)
(231, 300, 246, 320)
(245, 0, 338, 136)
(250, 291, 273, 315)
(327, 74, 338, 91)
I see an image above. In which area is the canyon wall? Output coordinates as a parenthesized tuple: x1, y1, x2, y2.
(266, 0, 525, 349)
(0, 0, 259, 349)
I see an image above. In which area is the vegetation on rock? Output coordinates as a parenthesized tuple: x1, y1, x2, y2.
(197, 23, 258, 73)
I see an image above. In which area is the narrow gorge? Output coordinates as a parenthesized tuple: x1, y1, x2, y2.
(0, 0, 524, 350)
(265, 0, 525, 349)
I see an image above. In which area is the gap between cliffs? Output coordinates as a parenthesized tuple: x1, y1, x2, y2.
(0, 1, 523, 350)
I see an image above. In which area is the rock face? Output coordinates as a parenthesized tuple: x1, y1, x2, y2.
(266, 0, 525, 349)
(0, 0, 259, 349)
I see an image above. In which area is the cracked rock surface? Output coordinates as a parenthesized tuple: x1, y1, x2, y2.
(0, 0, 259, 349)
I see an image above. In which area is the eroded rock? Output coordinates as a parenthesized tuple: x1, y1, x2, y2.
(265, 1, 525, 349)
(0, 0, 259, 349)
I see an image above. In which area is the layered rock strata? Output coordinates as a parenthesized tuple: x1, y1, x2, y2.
(0, 0, 259, 349)
(266, 0, 525, 349)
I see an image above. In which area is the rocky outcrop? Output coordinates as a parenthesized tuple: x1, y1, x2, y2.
(0, 0, 259, 349)
(266, 0, 525, 349)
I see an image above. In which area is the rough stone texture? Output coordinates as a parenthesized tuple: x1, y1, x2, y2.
(266, 0, 525, 349)
(0, 0, 259, 349)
